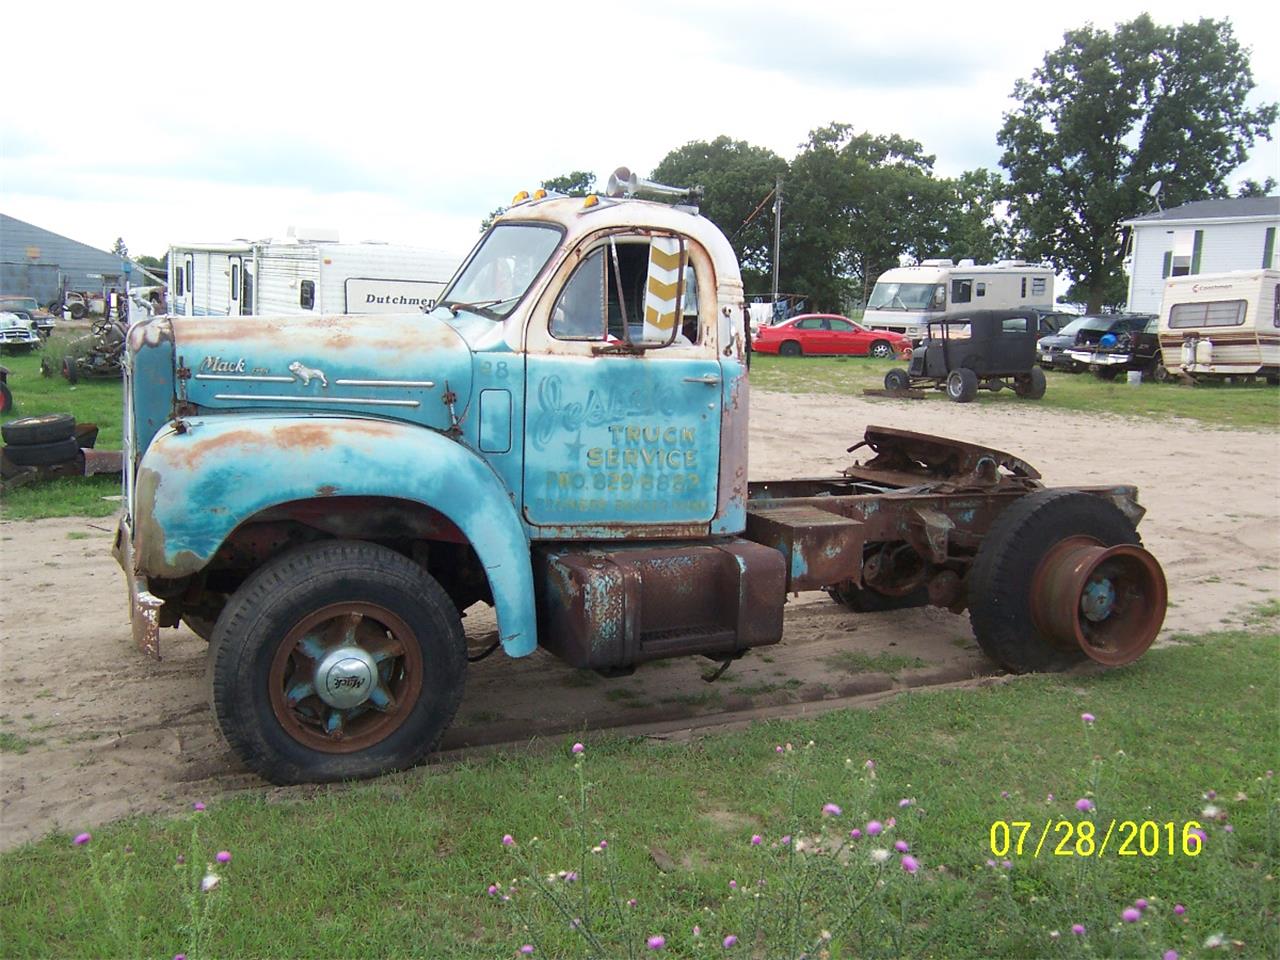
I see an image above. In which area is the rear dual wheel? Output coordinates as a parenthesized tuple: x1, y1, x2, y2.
(209, 541, 466, 784)
(968, 491, 1165, 673)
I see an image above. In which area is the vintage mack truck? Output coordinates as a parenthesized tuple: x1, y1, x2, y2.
(115, 172, 1168, 785)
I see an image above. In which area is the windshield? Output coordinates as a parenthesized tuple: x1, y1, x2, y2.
(0, 297, 38, 311)
(1058, 317, 1112, 336)
(867, 282, 940, 311)
(439, 223, 562, 319)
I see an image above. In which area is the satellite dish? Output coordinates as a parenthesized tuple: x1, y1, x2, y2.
(1146, 180, 1163, 198)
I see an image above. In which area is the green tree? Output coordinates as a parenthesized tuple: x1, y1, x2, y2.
(651, 137, 789, 291)
(1237, 177, 1277, 198)
(540, 171, 596, 196)
(935, 168, 1011, 266)
(782, 124, 951, 311)
(111, 237, 129, 257)
(998, 15, 1277, 313)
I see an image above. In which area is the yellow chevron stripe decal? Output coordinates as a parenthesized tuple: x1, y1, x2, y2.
(649, 244, 684, 271)
(645, 305, 677, 330)
(647, 276, 680, 300)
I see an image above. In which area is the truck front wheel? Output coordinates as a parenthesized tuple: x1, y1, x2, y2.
(209, 540, 466, 785)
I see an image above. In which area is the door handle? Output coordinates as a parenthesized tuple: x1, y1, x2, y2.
(683, 374, 721, 384)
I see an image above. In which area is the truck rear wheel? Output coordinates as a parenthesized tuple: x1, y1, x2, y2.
(209, 540, 466, 785)
(968, 491, 1165, 673)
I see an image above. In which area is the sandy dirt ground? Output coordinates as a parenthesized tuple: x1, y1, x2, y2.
(1, 390, 1277, 850)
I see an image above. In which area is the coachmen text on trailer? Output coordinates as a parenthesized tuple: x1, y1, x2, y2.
(169, 231, 462, 319)
(115, 170, 1168, 785)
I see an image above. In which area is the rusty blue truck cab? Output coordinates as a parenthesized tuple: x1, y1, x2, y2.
(116, 182, 1168, 785)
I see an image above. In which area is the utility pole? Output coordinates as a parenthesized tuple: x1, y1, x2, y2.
(771, 176, 782, 313)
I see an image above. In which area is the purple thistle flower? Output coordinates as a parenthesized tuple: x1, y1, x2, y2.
(1000, 790, 1010, 799)
(488, 884, 499, 896)
(723, 935, 738, 948)
(780, 835, 791, 846)
(1075, 798, 1095, 812)
(647, 934, 666, 950)
(895, 840, 909, 853)
(174, 955, 187, 960)
(1081, 712, 1095, 724)
(215, 851, 231, 864)
(627, 898, 638, 908)
(1001, 860, 1013, 870)
(599, 840, 607, 849)
(1188, 828, 1206, 851)
(176, 855, 185, 865)
(1224, 824, 1234, 833)
(887, 817, 896, 828)
(850, 829, 862, 839)
(1205, 789, 1217, 800)
(1135, 898, 1148, 911)
(866, 820, 883, 836)
(900, 855, 919, 874)
(1122, 907, 1141, 923)
(692, 926, 701, 937)
(864, 759, 875, 770)
(822, 803, 842, 816)
(899, 798, 914, 807)
(572, 742, 584, 755)
(73, 833, 91, 846)
(729, 880, 737, 889)
(1174, 904, 1186, 916)
(750, 834, 762, 846)
(1162, 952, 1177, 960)
(986, 859, 996, 868)
(565, 871, 578, 882)
(192, 802, 206, 812)
(502, 834, 515, 847)
(520, 947, 534, 956)
(1072, 924, 1086, 935)
(775, 745, 784, 754)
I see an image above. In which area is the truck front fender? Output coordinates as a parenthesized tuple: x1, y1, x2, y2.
(132, 415, 536, 656)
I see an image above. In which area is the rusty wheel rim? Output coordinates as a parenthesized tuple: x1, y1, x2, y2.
(1030, 536, 1167, 666)
(268, 602, 424, 754)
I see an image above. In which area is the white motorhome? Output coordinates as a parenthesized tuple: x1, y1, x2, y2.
(168, 232, 461, 319)
(1157, 269, 1279, 382)
(862, 259, 1055, 339)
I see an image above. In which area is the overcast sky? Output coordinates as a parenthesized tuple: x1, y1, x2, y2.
(2, 0, 1276, 260)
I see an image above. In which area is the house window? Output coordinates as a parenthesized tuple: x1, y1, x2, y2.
(300, 280, 315, 310)
(1168, 230, 1195, 277)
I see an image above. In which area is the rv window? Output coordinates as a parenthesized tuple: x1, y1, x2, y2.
(300, 280, 316, 310)
(243, 271, 253, 313)
(976, 282, 986, 298)
(187, 259, 194, 298)
(230, 264, 239, 301)
(1020, 277, 1026, 298)
(951, 279, 972, 304)
(1274, 285, 1279, 328)
(1168, 300, 1246, 329)
(175, 266, 185, 298)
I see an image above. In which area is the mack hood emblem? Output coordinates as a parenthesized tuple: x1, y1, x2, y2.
(289, 361, 329, 387)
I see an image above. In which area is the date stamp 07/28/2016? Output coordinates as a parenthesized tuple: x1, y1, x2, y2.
(989, 820, 1206, 859)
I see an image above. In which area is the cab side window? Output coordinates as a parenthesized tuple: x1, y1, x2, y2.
(549, 236, 694, 346)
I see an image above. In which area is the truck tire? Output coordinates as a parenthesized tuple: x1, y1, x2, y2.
(827, 580, 928, 612)
(3, 437, 80, 467)
(779, 341, 802, 357)
(946, 368, 978, 402)
(869, 340, 894, 359)
(967, 490, 1143, 673)
(61, 357, 79, 384)
(1014, 367, 1046, 399)
(69, 302, 86, 320)
(2, 412, 76, 445)
(883, 369, 910, 392)
(209, 540, 466, 785)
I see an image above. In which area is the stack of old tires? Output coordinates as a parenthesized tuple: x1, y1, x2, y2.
(2, 413, 81, 470)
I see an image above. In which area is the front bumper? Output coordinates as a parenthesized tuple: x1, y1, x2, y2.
(1066, 350, 1131, 367)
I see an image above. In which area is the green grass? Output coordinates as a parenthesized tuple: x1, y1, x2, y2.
(820, 650, 927, 675)
(6, 623, 1274, 958)
(1, 348, 124, 520)
(749, 354, 1280, 429)
(0, 732, 43, 754)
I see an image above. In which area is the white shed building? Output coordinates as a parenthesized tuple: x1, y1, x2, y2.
(1122, 197, 1279, 314)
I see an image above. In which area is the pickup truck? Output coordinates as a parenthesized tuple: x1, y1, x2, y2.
(115, 174, 1168, 785)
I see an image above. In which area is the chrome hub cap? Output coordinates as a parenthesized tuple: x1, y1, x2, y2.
(315, 646, 379, 709)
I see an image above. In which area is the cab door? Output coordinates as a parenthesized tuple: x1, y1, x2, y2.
(522, 232, 721, 533)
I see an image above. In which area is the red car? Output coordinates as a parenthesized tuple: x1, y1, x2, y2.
(752, 314, 911, 358)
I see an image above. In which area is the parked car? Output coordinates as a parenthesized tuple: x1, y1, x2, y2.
(751, 314, 911, 358)
(883, 308, 1047, 403)
(1065, 314, 1165, 381)
(0, 296, 56, 338)
(1037, 316, 1119, 372)
(0, 311, 40, 351)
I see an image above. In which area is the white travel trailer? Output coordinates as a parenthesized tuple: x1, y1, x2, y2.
(1157, 269, 1279, 382)
(168, 233, 461, 318)
(862, 259, 1055, 339)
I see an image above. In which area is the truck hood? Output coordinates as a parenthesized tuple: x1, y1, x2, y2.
(172, 313, 474, 432)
